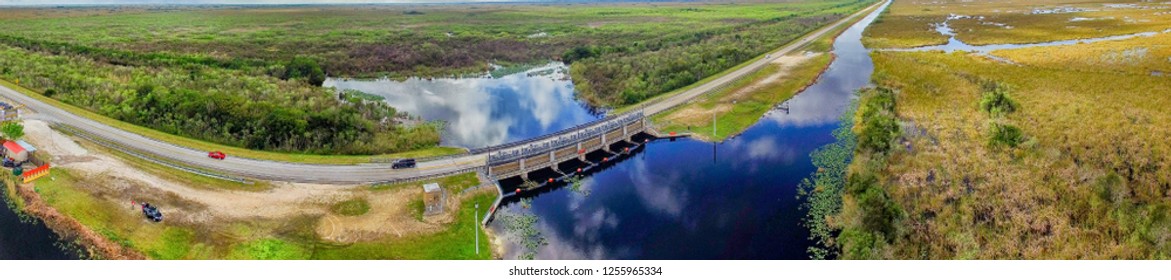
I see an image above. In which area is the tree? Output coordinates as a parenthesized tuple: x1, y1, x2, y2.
(282, 57, 326, 86)
(1, 122, 24, 140)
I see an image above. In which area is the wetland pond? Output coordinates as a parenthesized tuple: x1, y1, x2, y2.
(490, 1, 890, 259)
(324, 63, 603, 149)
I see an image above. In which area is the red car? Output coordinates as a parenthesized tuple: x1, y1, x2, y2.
(208, 151, 226, 160)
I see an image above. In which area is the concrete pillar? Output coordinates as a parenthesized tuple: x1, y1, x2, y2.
(549, 151, 555, 165)
(577, 142, 585, 161)
(519, 158, 526, 173)
(601, 133, 611, 153)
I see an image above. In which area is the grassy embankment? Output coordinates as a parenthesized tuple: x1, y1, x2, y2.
(651, 54, 832, 141)
(28, 168, 494, 259)
(863, 0, 1171, 48)
(0, 79, 464, 165)
(646, 0, 879, 141)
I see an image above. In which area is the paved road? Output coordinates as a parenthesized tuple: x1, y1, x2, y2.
(0, 1, 882, 184)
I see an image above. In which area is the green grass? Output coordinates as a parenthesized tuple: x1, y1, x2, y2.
(330, 199, 371, 217)
(33, 165, 496, 259)
(34, 169, 207, 260)
(0, 78, 464, 165)
(408, 198, 425, 222)
(313, 191, 495, 260)
(371, 172, 480, 193)
(228, 238, 310, 260)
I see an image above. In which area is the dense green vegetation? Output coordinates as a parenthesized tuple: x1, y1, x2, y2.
(0, 0, 874, 110)
(0, 43, 439, 154)
(1, 121, 23, 140)
(572, 0, 873, 106)
(833, 87, 904, 259)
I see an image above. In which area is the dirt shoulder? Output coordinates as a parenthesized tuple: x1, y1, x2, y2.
(18, 119, 482, 258)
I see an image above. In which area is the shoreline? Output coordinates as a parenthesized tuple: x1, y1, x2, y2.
(9, 179, 145, 260)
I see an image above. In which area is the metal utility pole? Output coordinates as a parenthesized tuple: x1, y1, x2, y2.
(712, 111, 716, 138)
(475, 203, 480, 256)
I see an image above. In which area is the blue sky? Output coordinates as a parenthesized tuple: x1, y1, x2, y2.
(0, 0, 540, 5)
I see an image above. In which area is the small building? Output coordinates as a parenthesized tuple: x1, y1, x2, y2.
(3, 140, 28, 163)
(0, 102, 20, 123)
(422, 183, 445, 216)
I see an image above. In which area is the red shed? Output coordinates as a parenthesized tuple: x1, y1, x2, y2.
(3, 141, 27, 162)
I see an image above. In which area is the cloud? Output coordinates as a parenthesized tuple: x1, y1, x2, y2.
(628, 158, 689, 221)
(324, 62, 591, 148)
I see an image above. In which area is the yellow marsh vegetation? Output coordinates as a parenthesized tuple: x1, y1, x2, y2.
(993, 31, 1171, 75)
(845, 50, 1171, 259)
(864, 0, 1171, 48)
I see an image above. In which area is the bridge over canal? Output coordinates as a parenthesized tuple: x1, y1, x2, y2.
(482, 110, 676, 181)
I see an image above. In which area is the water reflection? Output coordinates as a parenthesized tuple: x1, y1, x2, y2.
(323, 63, 602, 148)
(492, 1, 891, 260)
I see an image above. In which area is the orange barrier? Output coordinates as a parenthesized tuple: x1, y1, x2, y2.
(22, 163, 50, 183)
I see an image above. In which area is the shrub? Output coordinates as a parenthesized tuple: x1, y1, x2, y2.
(856, 180, 903, 240)
(856, 87, 900, 154)
(987, 122, 1025, 148)
(979, 82, 1018, 117)
(0, 121, 23, 140)
(282, 57, 325, 86)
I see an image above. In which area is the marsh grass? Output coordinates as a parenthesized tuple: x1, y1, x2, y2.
(863, 0, 1171, 48)
(839, 49, 1171, 259)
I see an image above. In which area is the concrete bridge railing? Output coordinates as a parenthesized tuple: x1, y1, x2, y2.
(486, 110, 644, 165)
(487, 110, 647, 179)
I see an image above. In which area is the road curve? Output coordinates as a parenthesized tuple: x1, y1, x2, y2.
(0, 1, 883, 184)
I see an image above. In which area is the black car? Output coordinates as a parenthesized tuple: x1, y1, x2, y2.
(142, 203, 164, 222)
(391, 158, 417, 169)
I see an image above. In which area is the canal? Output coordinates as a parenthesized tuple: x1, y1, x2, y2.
(0, 192, 77, 260)
(489, 1, 890, 259)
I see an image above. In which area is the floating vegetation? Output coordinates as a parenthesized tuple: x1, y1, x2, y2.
(798, 98, 858, 260)
(566, 175, 590, 197)
(496, 209, 545, 260)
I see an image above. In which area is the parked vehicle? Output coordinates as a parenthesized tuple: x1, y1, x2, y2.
(391, 158, 417, 169)
(142, 203, 164, 222)
(208, 151, 226, 160)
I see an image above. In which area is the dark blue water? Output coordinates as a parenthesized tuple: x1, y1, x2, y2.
(0, 193, 77, 260)
(324, 63, 602, 149)
(491, 1, 888, 259)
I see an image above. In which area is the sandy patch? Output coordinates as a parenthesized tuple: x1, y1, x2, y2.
(22, 119, 463, 241)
